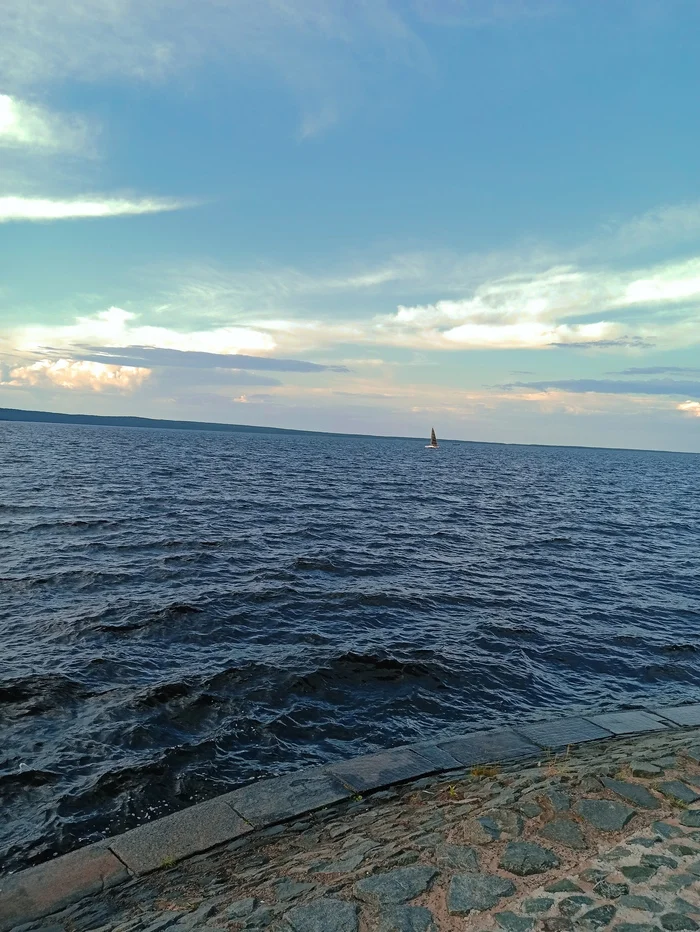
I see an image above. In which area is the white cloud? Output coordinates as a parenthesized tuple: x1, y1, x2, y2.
(3, 358, 150, 392)
(615, 258, 700, 306)
(15, 307, 275, 356)
(0, 94, 92, 153)
(678, 400, 700, 418)
(0, 195, 193, 223)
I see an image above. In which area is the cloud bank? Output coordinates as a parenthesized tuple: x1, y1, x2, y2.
(508, 378, 700, 397)
(70, 345, 349, 372)
(2, 359, 150, 392)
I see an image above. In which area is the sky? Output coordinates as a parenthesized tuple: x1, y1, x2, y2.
(1, 0, 700, 452)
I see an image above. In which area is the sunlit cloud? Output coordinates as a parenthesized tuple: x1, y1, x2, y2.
(678, 400, 700, 418)
(0, 196, 194, 223)
(0, 94, 92, 153)
(3, 358, 150, 392)
(14, 308, 275, 356)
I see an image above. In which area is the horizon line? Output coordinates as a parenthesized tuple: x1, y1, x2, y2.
(0, 404, 698, 457)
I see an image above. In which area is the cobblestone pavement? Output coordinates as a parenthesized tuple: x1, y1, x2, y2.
(11, 727, 700, 931)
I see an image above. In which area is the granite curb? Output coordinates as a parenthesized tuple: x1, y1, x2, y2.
(2, 702, 699, 931)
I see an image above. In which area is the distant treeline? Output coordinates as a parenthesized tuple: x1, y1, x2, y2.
(0, 406, 372, 440)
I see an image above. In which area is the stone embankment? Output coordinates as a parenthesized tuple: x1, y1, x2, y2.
(3, 705, 700, 931)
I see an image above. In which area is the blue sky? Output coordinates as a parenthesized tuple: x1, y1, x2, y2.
(1, 0, 700, 451)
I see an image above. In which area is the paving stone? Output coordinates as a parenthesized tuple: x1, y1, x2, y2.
(274, 881, 316, 902)
(284, 898, 358, 932)
(543, 921, 575, 931)
(579, 904, 616, 928)
(412, 832, 443, 849)
(377, 905, 436, 932)
(477, 810, 524, 840)
(668, 844, 697, 856)
(543, 789, 571, 811)
(517, 716, 612, 749)
(499, 841, 560, 876)
(617, 895, 664, 913)
(111, 799, 252, 875)
(539, 817, 587, 850)
(342, 837, 378, 856)
(353, 867, 438, 906)
(559, 895, 594, 917)
(581, 868, 609, 883)
(242, 905, 275, 928)
(594, 880, 629, 898)
(142, 914, 186, 932)
(655, 821, 688, 837)
(176, 901, 223, 931)
(629, 836, 659, 848)
(680, 810, 700, 827)
(523, 897, 554, 914)
(409, 742, 463, 771)
(673, 898, 699, 916)
(435, 844, 479, 870)
(0, 844, 130, 931)
(446, 874, 516, 914)
(615, 925, 659, 932)
(438, 729, 540, 767)
(655, 756, 680, 769)
(575, 798, 637, 831)
(641, 853, 679, 869)
(461, 817, 499, 845)
(657, 705, 700, 727)
(579, 775, 604, 792)
(621, 865, 658, 882)
(654, 874, 697, 891)
(516, 801, 543, 819)
(631, 762, 663, 778)
(659, 782, 700, 805)
(224, 767, 351, 827)
(494, 912, 535, 930)
(587, 711, 667, 736)
(311, 853, 365, 873)
(545, 879, 583, 893)
(660, 915, 699, 931)
(224, 900, 257, 920)
(601, 777, 660, 810)
(329, 748, 439, 794)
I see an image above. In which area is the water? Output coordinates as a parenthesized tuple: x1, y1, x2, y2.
(1, 421, 699, 873)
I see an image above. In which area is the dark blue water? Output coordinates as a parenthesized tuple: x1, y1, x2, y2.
(1, 421, 699, 873)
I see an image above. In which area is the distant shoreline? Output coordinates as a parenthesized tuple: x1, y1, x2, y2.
(0, 405, 697, 455)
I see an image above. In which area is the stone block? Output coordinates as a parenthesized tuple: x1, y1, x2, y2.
(409, 742, 463, 771)
(657, 705, 700, 727)
(438, 728, 540, 766)
(0, 843, 128, 932)
(517, 717, 612, 749)
(586, 710, 668, 735)
(225, 766, 350, 825)
(327, 748, 434, 793)
(110, 797, 250, 875)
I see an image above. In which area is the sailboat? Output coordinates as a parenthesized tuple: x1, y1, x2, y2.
(425, 427, 438, 449)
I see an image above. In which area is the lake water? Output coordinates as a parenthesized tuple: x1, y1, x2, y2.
(1, 420, 699, 872)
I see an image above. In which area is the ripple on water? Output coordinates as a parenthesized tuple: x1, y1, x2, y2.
(1, 421, 699, 872)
